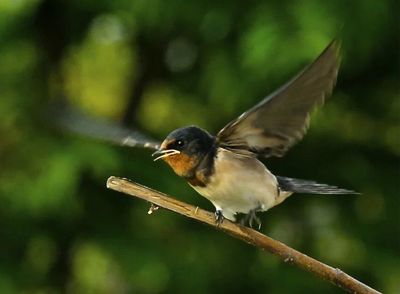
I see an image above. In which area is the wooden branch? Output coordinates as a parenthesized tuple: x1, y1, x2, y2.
(107, 176, 381, 294)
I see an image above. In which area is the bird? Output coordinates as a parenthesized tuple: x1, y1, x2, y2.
(55, 40, 357, 228)
(151, 40, 357, 227)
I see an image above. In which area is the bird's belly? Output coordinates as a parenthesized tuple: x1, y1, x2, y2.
(193, 169, 277, 212)
(190, 149, 280, 218)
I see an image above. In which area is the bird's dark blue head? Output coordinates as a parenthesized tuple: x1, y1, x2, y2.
(153, 126, 215, 177)
(163, 126, 214, 154)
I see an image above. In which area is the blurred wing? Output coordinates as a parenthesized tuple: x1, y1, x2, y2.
(51, 102, 160, 150)
(217, 40, 340, 157)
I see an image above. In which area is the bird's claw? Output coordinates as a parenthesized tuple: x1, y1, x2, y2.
(215, 210, 224, 226)
(241, 209, 262, 230)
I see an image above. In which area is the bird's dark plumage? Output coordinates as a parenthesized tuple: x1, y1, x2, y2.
(217, 40, 340, 158)
(277, 176, 357, 195)
(163, 126, 215, 157)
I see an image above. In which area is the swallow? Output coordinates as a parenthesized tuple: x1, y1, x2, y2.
(151, 40, 356, 228)
(55, 40, 357, 229)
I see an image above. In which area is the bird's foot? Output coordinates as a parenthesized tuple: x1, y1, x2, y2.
(214, 210, 224, 226)
(241, 208, 262, 230)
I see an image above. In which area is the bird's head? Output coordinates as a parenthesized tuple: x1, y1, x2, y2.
(152, 126, 215, 178)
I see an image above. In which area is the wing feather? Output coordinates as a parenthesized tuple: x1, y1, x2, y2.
(217, 40, 340, 157)
(51, 102, 160, 150)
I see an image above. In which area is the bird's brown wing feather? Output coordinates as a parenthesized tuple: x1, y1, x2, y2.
(52, 102, 160, 150)
(216, 40, 340, 157)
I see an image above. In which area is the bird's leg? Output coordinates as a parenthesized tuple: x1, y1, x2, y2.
(214, 209, 224, 226)
(241, 207, 262, 230)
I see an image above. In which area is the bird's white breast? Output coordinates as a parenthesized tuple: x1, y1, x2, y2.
(190, 148, 289, 221)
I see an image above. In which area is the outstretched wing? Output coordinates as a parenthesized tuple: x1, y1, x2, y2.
(51, 102, 160, 150)
(217, 40, 340, 157)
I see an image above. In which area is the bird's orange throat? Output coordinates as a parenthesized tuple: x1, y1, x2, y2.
(162, 149, 215, 187)
(162, 153, 200, 178)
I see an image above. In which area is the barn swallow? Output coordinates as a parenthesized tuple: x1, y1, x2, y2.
(151, 40, 356, 228)
(55, 40, 356, 228)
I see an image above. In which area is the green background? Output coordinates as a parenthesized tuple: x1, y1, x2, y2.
(0, 0, 399, 293)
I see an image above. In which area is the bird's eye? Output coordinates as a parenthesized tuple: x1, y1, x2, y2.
(176, 140, 184, 147)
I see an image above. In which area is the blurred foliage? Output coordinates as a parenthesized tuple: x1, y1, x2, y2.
(0, 0, 399, 293)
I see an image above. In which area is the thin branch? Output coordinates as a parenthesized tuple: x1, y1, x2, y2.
(107, 176, 381, 294)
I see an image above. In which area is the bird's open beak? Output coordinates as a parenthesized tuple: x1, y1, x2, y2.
(152, 148, 181, 161)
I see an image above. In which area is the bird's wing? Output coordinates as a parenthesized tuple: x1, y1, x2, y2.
(216, 40, 340, 157)
(51, 102, 160, 150)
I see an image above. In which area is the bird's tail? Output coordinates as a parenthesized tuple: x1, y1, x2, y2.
(277, 176, 358, 195)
